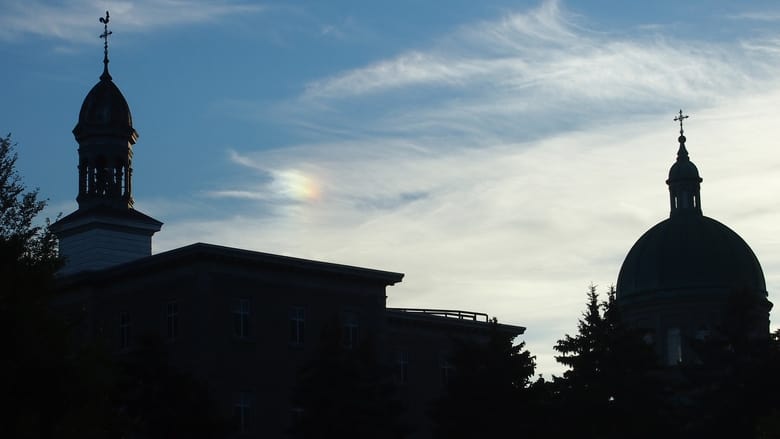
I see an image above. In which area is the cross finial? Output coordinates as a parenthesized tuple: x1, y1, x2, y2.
(674, 109, 689, 136)
(99, 11, 112, 80)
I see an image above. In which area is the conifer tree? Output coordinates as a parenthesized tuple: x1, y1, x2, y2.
(553, 285, 666, 438)
(430, 324, 542, 438)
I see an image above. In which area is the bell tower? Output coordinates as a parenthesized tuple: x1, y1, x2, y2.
(51, 11, 162, 275)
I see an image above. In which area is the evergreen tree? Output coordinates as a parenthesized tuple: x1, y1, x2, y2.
(553, 285, 666, 438)
(430, 324, 543, 438)
(681, 293, 780, 438)
(291, 319, 408, 438)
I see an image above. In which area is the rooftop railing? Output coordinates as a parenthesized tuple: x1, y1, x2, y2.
(387, 307, 491, 322)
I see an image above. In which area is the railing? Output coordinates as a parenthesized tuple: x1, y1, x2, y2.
(387, 307, 490, 322)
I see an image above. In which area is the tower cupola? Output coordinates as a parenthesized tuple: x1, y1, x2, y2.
(666, 110, 703, 217)
(73, 10, 138, 210)
(51, 11, 162, 275)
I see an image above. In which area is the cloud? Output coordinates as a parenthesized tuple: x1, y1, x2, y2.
(0, 0, 263, 43)
(301, 0, 767, 109)
(729, 11, 780, 22)
(151, 1, 780, 375)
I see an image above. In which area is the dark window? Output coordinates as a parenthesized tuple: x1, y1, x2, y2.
(233, 299, 250, 338)
(290, 306, 305, 345)
(119, 312, 130, 349)
(440, 358, 453, 385)
(166, 301, 178, 340)
(233, 392, 251, 433)
(291, 407, 304, 427)
(341, 311, 359, 349)
(396, 350, 409, 384)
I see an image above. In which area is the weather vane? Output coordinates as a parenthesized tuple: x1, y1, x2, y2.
(99, 11, 112, 75)
(674, 109, 689, 136)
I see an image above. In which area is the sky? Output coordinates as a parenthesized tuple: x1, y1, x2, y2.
(3, 0, 780, 375)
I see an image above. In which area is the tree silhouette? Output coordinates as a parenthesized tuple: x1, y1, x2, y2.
(680, 293, 780, 438)
(429, 324, 543, 438)
(291, 319, 408, 438)
(0, 135, 229, 437)
(553, 285, 667, 438)
(116, 337, 232, 438)
(0, 134, 122, 438)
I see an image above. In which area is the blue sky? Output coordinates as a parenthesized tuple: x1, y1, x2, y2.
(4, 0, 780, 375)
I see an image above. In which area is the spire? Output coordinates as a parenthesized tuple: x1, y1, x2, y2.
(99, 11, 112, 80)
(674, 109, 689, 160)
(666, 110, 703, 217)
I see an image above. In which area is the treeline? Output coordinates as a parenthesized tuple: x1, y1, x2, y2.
(428, 286, 780, 438)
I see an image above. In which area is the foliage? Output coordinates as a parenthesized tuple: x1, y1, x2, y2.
(291, 319, 408, 439)
(430, 324, 544, 438)
(0, 135, 228, 437)
(0, 134, 120, 437)
(117, 337, 233, 438)
(680, 293, 780, 438)
(552, 285, 667, 438)
(0, 134, 58, 267)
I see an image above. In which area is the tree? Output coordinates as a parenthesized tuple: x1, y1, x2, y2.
(0, 135, 229, 438)
(0, 134, 123, 437)
(429, 324, 543, 438)
(116, 337, 233, 438)
(680, 293, 780, 438)
(291, 318, 408, 438)
(553, 285, 667, 438)
(0, 134, 58, 267)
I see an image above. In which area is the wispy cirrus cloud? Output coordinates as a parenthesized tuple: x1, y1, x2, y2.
(288, 0, 778, 150)
(728, 11, 780, 22)
(0, 0, 263, 43)
(153, 0, 780, 375)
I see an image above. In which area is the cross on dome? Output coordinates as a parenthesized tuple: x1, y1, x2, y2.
(674, 109, 689, 136)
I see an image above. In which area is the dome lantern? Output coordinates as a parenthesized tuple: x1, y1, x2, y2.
(666, 110, 702, 217)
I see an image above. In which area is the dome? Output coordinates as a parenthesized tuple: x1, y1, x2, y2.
(666, 136, 701, 184)
(73, 74, 137, 143)
(616, 214, 766, 299)
(668, 159, 700, 182)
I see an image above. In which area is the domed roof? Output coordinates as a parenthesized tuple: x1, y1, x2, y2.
(666, 136, 701, 183)
(617, 214, 766, 299)
(72, 72, 137, 143)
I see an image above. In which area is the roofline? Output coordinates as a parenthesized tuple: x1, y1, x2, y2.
(57, 242, 404, 287)
(386, 308, 525, 336)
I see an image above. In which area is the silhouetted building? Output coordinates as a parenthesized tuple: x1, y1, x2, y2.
(616, 115, 772, 365)
(51, 20, 524, 438)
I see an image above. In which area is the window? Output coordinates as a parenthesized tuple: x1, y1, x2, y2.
(233, 299, 250, 338)
(440, 357, 454, 385)
(396, 350, 409, 384)
(166, 301, 178, 340)
(233, 392, 251, 434)
(290, 306, 305, 345)
(341, 311, 359, 349)
(119, 311, 130, 349)
(667, 328, 682, 365)
(291, 407, 304, 427)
